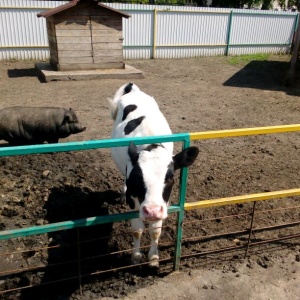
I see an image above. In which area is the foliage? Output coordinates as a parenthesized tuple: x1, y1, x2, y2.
(99, 0, 193, 4)
(260, 0, 273, 9)
(210, 0, 274, 8)
(100, 0, 290, 9)
(287, 0, 300, 10)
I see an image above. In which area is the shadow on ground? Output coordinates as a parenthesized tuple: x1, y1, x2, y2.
(223, 60, 300, 96)
(7, 68, 45, 83)
(20, 187, 119, 299)
(7, 68, 38, 78)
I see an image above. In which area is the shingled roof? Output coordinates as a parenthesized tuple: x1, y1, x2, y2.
(37, 0, 131, 19)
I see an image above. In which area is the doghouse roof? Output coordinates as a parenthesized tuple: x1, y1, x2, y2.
(37, 0, 131, 19)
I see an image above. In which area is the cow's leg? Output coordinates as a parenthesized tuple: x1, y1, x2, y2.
(120, 178, 127, 202)
(131, 218, 144, 264)
(148, 220, 162, 267)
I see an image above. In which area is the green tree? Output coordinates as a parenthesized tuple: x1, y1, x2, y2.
(261, 0, 273, 9)
(211, 0, 276, 8)
(211, 0, 243, 8)
(288, 0, 300, 10)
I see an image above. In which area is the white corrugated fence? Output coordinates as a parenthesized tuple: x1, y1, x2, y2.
(0, 0, 298, 60)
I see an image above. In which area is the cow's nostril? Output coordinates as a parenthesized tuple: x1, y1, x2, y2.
(143, 206, 163, 219)
(143, 206, 150, 215)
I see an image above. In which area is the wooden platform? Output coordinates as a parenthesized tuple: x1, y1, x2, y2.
(35, 62, 144, 82)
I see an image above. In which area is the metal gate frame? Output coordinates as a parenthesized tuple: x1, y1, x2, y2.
(1, 123, 300, 272)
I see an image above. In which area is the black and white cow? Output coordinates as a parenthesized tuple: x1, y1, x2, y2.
(109, 83, 199, 267)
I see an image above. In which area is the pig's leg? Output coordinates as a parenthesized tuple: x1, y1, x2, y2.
(47, 138, 59, 143)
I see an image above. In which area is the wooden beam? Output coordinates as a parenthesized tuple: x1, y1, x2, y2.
(57, 62, 124, 70)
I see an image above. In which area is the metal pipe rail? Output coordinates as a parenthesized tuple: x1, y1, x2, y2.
(1, 124, 300, 271)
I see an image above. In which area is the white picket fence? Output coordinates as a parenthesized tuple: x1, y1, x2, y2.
(0, 0, 298, 60)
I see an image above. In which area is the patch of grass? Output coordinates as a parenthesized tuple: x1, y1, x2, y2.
(227, 53, 270, 65)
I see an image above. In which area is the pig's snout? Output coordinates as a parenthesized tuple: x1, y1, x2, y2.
(69, 123, 86, 133)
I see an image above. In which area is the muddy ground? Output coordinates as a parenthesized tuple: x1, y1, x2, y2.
(0, 55, 300, 299)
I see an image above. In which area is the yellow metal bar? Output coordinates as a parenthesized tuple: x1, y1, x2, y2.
(0, 7, 50, 9)
(158, 9, 230, 14)
(153, 8, 157, 59)
(157, 44, 226, 47)
(190, 124, 300, 140)
(0, 46, 47, 49)
(185, 188, 300, 210)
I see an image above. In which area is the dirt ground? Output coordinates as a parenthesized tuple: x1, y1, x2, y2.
(0, 55, 300, 300)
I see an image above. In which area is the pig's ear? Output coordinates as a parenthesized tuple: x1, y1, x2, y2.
(63, 113, 73, 123)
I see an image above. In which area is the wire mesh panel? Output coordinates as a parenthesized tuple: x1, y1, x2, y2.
(0, 126, 300, 296)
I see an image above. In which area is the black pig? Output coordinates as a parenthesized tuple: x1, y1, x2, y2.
(0, 106, 86, 145)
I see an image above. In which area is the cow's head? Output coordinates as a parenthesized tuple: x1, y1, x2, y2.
(125, 142, 199, 221)
(113, 82, 140, 101)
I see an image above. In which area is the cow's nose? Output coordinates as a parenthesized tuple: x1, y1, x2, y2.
(143, 205, 164, 220)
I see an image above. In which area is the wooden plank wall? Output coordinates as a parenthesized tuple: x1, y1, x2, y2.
(91, 16, 123, 65)
(46, 3, 125, 71)
(46, 16, 59, 68)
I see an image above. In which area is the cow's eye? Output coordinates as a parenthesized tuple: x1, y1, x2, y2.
(165, 174, 174, 183)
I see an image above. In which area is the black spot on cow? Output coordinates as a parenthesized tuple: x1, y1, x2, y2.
(122, 104, 137, 121)
(144, 144, 162, 152)
(124, 116, 145, 135)
(124, 82, 133, 95)
(126, 165, 146, 209)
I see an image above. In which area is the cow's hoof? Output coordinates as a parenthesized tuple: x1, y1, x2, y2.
(120, 192, 126, 202)
(131, 252, 142, 265)
(148, 255, 159, 268)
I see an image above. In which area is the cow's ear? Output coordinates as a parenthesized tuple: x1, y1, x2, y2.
(173, 147, 199, 170)
(125, 190, 135, 209)
(128, 142, 139, 166)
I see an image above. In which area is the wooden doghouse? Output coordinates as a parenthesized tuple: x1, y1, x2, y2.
(37, 0, 130, 71)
